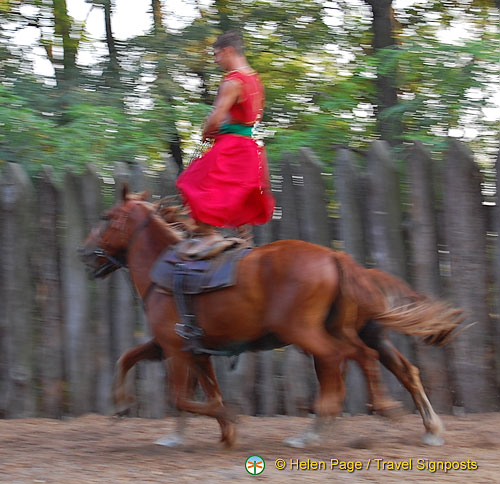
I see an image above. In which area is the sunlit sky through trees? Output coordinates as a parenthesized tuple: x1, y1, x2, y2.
(3, 0, 500, 176)
(11, 0, 500, 130)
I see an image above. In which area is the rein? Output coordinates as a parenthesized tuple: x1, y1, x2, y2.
(90, 202, 189, 313)
(187, 139, 212, 167)
(91, 210, 160, 311)
(92, 210, 155, 273)
(91, 249, 127, 272)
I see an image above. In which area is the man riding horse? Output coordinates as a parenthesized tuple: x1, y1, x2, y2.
(176, 31, 275, 258)
(79, 31, 468, 450)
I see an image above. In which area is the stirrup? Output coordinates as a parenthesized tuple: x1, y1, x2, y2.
(175, 323, 205, 353)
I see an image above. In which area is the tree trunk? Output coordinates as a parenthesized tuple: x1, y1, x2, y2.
(151, 0, 183, 172)
(169, 130, 184, 173)
(103, 0, 118, 72)
(215, 0, 234, 32)
(364, 0, 402, 146)
(152, 0, 163, 34)
(52, 0, 79, 122)
(102, 0, 121, 100)
(194, 69, 214, 106)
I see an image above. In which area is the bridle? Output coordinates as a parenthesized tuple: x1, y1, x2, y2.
(89, 208, 155, 277)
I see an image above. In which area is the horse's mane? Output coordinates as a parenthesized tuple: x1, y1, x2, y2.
(120, 192, 189, 241)
(153, 197, 196, 238)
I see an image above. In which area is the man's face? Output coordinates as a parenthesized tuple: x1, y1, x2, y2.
(214, 46, 231, 71)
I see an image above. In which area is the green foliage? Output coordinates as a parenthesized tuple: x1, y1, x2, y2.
(0, 84, 170, 178)
(0, 0, 499, 178)
(379, 11, 500, 158)
(0, 84, 55, 173)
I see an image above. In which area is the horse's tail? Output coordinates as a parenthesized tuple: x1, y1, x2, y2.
(333, 252, 468, 346)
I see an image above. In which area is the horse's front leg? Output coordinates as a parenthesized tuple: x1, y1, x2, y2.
(278, 325, 347, 448)
(113, 339, 164, 416)
(155, 372, 196, 448)
(167, 353, 237, 448)
(192, 355, 237, 447)
(112, 338, 191, 447)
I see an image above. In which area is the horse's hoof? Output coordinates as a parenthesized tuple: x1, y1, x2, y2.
(422, 432, 444, 446)
(113, 407, 131, 418)
(216, 406, 239, 424)
(284, 436, 306, 449)
(284, 432, 320, 449)
(155, 434, 184, 448)
(221, 425, 237, 449)
(113, 394, 135, 415)
(376, 402, 406, 420)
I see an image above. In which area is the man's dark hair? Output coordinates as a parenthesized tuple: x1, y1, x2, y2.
(213, 31, 244, 55)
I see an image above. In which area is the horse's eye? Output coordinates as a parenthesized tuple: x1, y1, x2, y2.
(100, 214, 110, 221)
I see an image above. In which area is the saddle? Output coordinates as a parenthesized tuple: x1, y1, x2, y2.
(151, 245, 251, 294)
(150, 245, 253, 354)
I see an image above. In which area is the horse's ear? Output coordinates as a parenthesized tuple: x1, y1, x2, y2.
(140, 190, 151, 201)
(121, 183, 130, 201)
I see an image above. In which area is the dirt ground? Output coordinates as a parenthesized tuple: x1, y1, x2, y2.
(0, 413, 499, 483)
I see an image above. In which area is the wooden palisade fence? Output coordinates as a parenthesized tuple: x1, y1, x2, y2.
(0, 139, 499, 418)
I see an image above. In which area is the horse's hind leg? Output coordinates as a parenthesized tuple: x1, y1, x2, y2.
(341, 332, 404, 418)
(113, 339, 164, 415)
(280, 328, 346, 448)
(329, 300, 402, 417)
(361, 323, 444, 446)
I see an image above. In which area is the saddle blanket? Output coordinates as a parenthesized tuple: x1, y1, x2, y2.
(150, 246, 252, 294)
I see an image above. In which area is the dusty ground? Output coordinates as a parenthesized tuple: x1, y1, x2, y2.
(0, 413, 499, 483)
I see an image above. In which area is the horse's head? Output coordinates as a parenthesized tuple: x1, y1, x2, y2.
(79, 185, 155, 279)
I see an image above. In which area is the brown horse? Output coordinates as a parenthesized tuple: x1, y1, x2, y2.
(81, 187, 465, 448)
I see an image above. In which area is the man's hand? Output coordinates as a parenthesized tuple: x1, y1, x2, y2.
(202, 127, 218, 141)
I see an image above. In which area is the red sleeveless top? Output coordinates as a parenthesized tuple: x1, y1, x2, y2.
(176, 68, 275, 227)
(224, 70, 264, 125)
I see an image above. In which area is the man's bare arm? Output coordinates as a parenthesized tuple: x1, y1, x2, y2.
(202, 80, 241, 140)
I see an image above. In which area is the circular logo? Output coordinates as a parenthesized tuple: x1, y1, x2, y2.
(245, 455, 265, 475)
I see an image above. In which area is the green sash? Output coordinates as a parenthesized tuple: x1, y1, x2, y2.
(219, 123, 253, 137)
